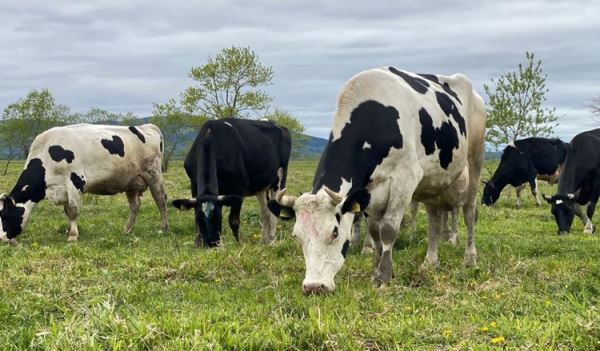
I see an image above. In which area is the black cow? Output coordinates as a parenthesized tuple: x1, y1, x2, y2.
(544, 129, 600, 235)
(172, 118, 291, 247)
(482, 137, 568, 207)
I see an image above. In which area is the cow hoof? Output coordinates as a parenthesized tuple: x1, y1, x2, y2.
(448, 235, 459, 246)
(372, 276, 389, 289)
(261, 237, 275, 245)
(584, 228, 593, 235)
(361, 246, 374, 255)
(420, 259, 438, 271)
(463, 254, 477, 268)
(67, 236, 79, 242)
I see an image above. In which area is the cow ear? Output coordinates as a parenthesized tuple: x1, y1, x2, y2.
(542, 194, 553, 203)
(267, 200, 295, 220)
(172, 198, 197, 211)
(341, 189, 370, 214)
(568, 188, 582, 201)
(217, 195, 242, 207)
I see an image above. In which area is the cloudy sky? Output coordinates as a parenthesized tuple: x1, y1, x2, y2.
(1, 0, 599, 140)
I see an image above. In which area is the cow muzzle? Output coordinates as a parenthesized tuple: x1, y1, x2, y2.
(302, 280, 335, 295)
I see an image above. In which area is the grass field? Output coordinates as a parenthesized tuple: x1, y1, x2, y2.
(1, 160, 599, 350)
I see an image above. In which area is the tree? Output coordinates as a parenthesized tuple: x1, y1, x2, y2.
(1, 89, 75, 156)
(265, 108, 308, 158)
(181, 46, 274, 119)
(484, 52, 559, 150)
(72, 107, 140, 125)
(151, 99, 205, 171)
(588, 94, 600, 122)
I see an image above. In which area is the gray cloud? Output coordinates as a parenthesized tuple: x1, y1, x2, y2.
(1, 0, 598, 140)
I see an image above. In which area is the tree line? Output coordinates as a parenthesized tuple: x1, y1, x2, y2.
(2, 48, 597, 174)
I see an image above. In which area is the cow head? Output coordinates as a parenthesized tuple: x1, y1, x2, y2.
(481, 180, 500, 206)
(269, 187, 369, 294)
(543, 192, 579, 235)
(0, 194, 25, 243)
(172, 194, 242, 247)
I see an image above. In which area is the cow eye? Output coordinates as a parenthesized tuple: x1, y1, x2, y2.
(332, 226, 339, 238)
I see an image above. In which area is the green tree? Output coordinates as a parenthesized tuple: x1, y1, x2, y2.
(181, 46, 274, 119)
(484, 52, 559, 150)
(151, 99, 205, 171)
(265, 108, 308, 158)
(1, 89, 75, 156)
(72, 107, 140, 125)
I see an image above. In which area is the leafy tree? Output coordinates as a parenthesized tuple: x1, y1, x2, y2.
(72, 107, 140, 125)
(151, 99, 206, 171)
(265, 108, 308, 158)
(1, 89, 75, 156)
(484, 52, 559, 150)
(181, 46, 274, 119)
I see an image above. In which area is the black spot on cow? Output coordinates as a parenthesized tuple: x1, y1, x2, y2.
(313, 100, 403, 198)
(341, 240, 350, 258)
(70, 173, 86, 192)
(10, 158, 46, 204)
(0, 197, 25, 239)
(419, 108, 459, 169)
(335, 213, 341, 223)
(436, 91, 466, 136)
(388, 67, 429, 94)
(159, 136, 163, 152)
(418, 73, 462, 105)
(48, 145, 75, 163)
(128, 126, 146, 143)
(101, 135, 125, 157)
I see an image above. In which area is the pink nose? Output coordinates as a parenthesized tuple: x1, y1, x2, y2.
(302, 281, 334, 295)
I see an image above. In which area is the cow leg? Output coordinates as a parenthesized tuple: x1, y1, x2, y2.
(573, 203, 591, 230)
(147, 174, 169, 232)
(256, 190, 276, 244)
(530, 178, 541, 206)
(423, 205, 444, 267)
(440, 210, 450, 241)
(463, 203, 477, 267)
(515, 184, 526, 208)
(228, 199, 242, 243)
(584, 200, 598, 234)
(64, 204, 80, 242)
(361, 231, 375, 255)
(124, 191, 141, 234)
(350, 213, 362, 248)
(447, 207, 459, 245)
(410, 201, 418, 232)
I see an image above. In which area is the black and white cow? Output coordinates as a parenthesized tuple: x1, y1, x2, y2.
(270, 67, 486, 294)
(482, 137, 568, 207)
(172, 118, 291, 247)
(543, 129, 600, 235)
(0, 124, 168, 243)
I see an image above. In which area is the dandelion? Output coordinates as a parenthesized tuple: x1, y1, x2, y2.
(442, 329, 452, 338)
(490, 336, 505, 345)
(479, 326, 489, 333)
(490, 321, 497, 328)
(545, 299, 552, 306)
(403, 306, 412, 312)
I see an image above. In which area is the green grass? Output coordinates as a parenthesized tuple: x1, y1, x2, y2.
(1, 160, 599, 350)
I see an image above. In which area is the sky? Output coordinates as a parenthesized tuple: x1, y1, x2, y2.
(1, 0, 599, 140)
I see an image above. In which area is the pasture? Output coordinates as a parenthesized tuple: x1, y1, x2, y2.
(0, 160, 599, 350)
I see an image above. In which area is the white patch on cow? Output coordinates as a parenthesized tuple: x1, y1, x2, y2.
(555, 199, 563, 205)
(201, 202, 215, 218)
(362, 141, 371, 150)
(21, 185, 29, 192)
(508, 142, 516, 148)
(224, 122, 233, 127)
(339, 178, 352, 198)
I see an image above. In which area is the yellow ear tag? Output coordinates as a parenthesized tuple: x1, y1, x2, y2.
(350, 202, 361, 213)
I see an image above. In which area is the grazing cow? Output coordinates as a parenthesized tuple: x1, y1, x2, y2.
(269, 67, 486, 293)
(482, 138, 568, 207)
(543, 129, 600, 235)
(172, 118, 291, 247)
(0, 124, 168, 243)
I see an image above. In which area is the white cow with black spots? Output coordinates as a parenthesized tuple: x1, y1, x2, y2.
(0, 123, 168, 243)
(270, 67, 486, 294)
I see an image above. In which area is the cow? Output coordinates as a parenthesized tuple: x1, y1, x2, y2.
(0, 124, 168, 243)
(543, 129, 600, 235)
(269, 67, 486, 294)
(482, 137, 568, 208)
(172, 118, 291, 248)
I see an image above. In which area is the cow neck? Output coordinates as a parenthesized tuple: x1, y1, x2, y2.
(311, 141, 369, 196)
(556, 151, 584, 195)
(197, 137, 219, 196)
(9, 158, 46, 205)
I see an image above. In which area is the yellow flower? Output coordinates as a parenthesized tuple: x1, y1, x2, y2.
(442, 329, 452, 338)
(545, 300, 552, 306)
(490, 321, 497, 328)
(490, 336, 505, 345)
(403, 306, 412, 312)
(214, 278, 222, 283)
(479, 326, 489, 333)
